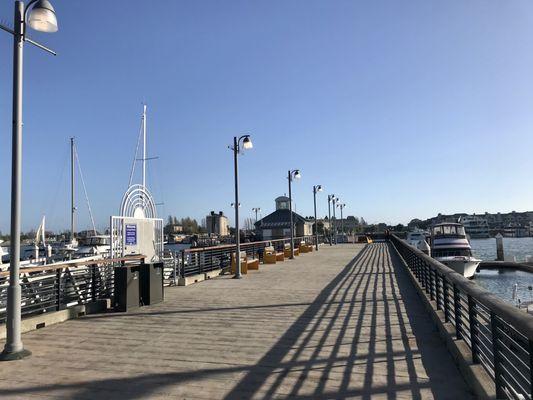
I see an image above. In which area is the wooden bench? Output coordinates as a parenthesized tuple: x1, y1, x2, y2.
(299, 242, 310, 253)
(284, 244, 299, 257)
(275, 248, 285, 262)
(231, 252, 248, 274)
(264, 246, 277, 264)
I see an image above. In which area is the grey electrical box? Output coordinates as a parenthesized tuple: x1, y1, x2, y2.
(114, 265, 140, 312)
(139, 262, 164, 305)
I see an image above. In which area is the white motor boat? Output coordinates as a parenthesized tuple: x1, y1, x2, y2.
(406, 229, 428, 247)
(430, 222, 481, 279)
(75, 235, 110, 258)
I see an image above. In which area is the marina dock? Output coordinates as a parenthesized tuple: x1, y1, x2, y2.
(0, 243, 473, 399)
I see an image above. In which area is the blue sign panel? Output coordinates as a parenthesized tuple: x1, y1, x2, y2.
(125, 224, 137, 245)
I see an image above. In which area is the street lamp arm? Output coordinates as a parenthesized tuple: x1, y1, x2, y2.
(0, 21, 56, 55)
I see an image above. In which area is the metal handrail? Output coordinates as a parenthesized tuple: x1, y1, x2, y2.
(167, 235, 324, 279)
(390, 233, 533, 399)
(0, 255, 146, 277)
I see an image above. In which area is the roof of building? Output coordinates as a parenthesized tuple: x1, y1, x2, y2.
(275, 196, 290, 202)
(254, 209, 311, 229)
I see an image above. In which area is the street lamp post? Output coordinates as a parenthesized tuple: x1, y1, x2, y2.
(287, 169, 301, 259)
(337, 203, 346, 243)
(252, 207, 261, 223)
(230, 135, 253, 279)
(313, 185, 322, 251)
(332, 196, 338, 244)
(327, 194, 334, 246)
(0, 0, 58, 361)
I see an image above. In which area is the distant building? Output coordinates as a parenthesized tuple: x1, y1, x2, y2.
(167, 224, 183, 234)
(206, 211, 229, 236)
(458, 215, 489, 238)
(254, 196, 313, 240)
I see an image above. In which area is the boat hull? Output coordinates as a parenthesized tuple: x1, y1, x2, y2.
(437, 257, 480, 279)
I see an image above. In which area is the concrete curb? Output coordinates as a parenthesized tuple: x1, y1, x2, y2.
(0, 299, 109, 340)
(393, 246, 497, 400)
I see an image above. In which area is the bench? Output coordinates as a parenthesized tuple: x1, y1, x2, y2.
(264, 246, 277, 264)
(284, 243, 299, 257)
(230, 251, 248, 274)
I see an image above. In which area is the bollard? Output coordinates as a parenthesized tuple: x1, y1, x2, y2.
(495, 233, 504, 261)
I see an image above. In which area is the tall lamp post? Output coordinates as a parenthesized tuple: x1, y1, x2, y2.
(337, 203, 346, 243)
(313, 185, 323, 251)
(287, 169, 301, 259)
(327, 194, 335, 246)
(0, 0, 58, 361)
(252, 207, 261, 223)
(230, 135, 253, 279)
(332, 196, 338, 244)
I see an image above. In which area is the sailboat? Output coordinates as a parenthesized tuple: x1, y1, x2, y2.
(58, 138, 104, 259)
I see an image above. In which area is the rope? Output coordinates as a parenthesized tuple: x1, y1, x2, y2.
(128, 118, 144, 188)
(74, 144, 97, 235)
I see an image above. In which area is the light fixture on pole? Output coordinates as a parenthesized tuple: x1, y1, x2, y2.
(288, 169, 301, 259)
(327, 194, 335, 246)
(229, 135, 253, 279)
(252, 207, 261, 223)
(0, 0, 58, 362)
(337, 203, 346, 243)
(313, 185, 323, 251)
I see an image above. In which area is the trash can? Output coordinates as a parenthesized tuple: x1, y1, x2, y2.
(114, 264, 140, 312)
(139, 262, 164, 306)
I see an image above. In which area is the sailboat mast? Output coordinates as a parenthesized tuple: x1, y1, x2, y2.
(142, 104, 147, 190)
(70, 137, 75, 241)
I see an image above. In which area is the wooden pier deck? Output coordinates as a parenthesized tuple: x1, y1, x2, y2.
(0, 243, 472, 399)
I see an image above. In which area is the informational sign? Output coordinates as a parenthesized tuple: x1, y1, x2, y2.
(125, 224, 137, 245)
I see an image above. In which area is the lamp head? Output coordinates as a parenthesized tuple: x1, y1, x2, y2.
(293, 170, 301, 179)
(317, 185, 323, 192)
(28, 0, 58, 33)
(242, 135, 253, 150)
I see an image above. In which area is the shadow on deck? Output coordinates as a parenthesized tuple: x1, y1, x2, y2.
(0, 244, 471, 399)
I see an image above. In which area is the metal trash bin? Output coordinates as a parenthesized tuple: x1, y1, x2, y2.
(139, 262, 164, 306)
(114, 265, 140, 312)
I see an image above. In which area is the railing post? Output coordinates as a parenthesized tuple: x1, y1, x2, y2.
(529, 339, 533, 399)
(468, 295, 478, 363)
(91, 264, 97, 302)
(443, 279, 450, 322)
(490, 312, 505, 399)
(454, 284, 462, 340)
(173, 252, 177, 286)
(435, 273, 441, 309)
(181, 250, 185, 278)
(56, 268, 62, 311)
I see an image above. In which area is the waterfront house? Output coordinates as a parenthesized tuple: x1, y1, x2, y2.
(254, 196, 313, 240)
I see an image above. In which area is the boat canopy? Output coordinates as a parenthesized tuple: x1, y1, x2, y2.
(432, 223, 466, 236)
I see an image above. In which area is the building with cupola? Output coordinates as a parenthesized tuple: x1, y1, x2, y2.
(254, 196, 313, 240)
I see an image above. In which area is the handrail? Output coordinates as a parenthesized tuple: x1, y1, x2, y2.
(183, 236, 314, 254)
(390, 233, 533, 399)
(0, 255, 146, 277)
(391, 234, 533, 337)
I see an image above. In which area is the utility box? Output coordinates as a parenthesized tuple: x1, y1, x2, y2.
(114, 265, 140, 312)
(139, 262, 164, 306)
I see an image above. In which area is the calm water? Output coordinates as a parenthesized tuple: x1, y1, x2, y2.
(471, 238, 533, 304)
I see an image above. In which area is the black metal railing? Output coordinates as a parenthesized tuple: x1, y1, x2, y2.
(390, 234, 533, 400)
(0, 256, 144, 324)
(163, 235, 324, 280)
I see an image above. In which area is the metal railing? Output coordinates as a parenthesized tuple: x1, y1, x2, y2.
(390, 234, 533, 400)
(0, 256, 144, 324)
(163, 235, 324, 282)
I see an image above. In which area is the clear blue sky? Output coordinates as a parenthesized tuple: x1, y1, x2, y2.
(1, 0, 533, 233)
